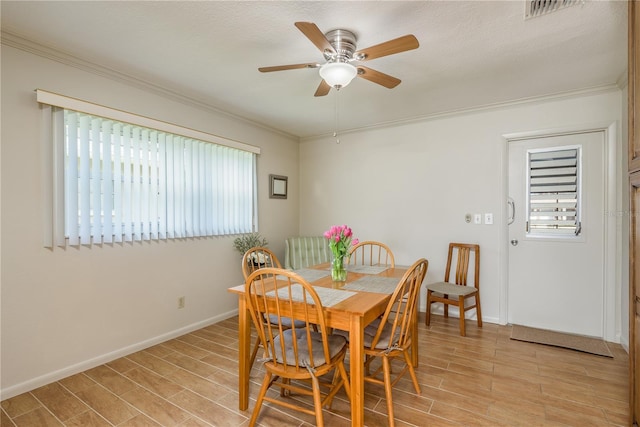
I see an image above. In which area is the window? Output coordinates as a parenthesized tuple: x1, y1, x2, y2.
(38, 90, 259, 247)
(526, 146, 581, 237)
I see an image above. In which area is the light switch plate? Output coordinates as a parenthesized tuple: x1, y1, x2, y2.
(474, 214, 481, 224)
(484, 213, 493, 225)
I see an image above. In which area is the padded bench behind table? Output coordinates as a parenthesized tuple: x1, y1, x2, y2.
(284, 236, 332, 270)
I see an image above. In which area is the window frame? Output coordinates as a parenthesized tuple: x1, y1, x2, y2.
(38, 90, 260, 248)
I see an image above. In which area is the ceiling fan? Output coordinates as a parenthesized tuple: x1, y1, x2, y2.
(258, 22, 419, 97)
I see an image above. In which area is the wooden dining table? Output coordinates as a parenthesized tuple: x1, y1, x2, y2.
(228, 263, 414, 427)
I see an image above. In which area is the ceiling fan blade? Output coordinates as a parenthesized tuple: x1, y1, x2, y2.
(314, 80, 331, 97)
(295, 22, 336, 55)
(356, 66, 401, 89)
(259, 63, 319, 73)
(354, 35, 419, 61)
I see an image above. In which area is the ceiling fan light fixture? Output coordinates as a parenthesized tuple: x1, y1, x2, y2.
(319, 62, 357, 89)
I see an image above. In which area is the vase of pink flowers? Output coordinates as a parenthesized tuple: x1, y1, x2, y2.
(324, 225, 359, 283)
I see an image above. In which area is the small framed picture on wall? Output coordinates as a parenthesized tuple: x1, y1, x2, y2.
(269, 174, 288, 199)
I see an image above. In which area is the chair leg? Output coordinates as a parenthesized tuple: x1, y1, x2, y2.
(425, 291, 432, 326)
(475, 293, 483, 327)
(323, 367, 343, 409)
(458, 296, 466, 337)
(443, 294, 449, 318)
(338, 362, 351, 401)
(403, 350, 421, 395)
(382, 356, 395, 427)
(310, 375, 325, 427)
(249, 371, 272, 427)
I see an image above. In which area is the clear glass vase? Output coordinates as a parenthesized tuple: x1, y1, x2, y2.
(331, 255, 347, 282)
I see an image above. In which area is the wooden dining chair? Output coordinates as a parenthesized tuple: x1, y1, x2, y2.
(245, 268, 351, 427)
(348, 240, 395, 267)
(425, 243, 482, 336)
(242, 247, 305, 368)
(335, 258, 428, 427)
(241, 246, 281, 278)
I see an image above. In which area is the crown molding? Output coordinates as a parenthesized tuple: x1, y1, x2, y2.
(300, 83, 622, 141)
(1, 30, 298, 141)
(2, 30, 623, 143)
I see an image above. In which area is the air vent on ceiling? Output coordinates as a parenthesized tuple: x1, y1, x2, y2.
(525, 0, 581, 19)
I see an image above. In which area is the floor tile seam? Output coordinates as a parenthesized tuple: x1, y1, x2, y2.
(32, 382, 98, 424)
(65, 405, 117, 426)
(539, 385, 627, 411)
(542, 403, 612, 425)
(177, 332, 239, 353)
(166, 391, 246, 427)
(540, 394, 612, 420)
(429, 398, 510, 425)
(12, 391, 71, 426)
(165, 378, 242, 411)
(118, 385, 207, 427)
(83, 364, 154, 398)
(0, 394, 43, 419)
(73, 379, 143, 425)
(164, 338, 216, 360)
(168, 363, 242, 398)
(538, 372, 616, 395)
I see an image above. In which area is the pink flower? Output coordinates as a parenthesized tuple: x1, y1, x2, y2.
(324, 224, 358, 259)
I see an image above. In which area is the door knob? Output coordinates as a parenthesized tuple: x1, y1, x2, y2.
(510, 239, 518, 246)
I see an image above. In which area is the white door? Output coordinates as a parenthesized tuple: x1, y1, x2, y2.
(507, 131, 605, 337)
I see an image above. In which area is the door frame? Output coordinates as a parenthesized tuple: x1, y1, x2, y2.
(500, 122, 620, 342)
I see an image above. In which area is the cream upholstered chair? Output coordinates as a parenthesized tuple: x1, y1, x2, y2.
(425, 243, 482, 336)
(335, 258, 428, 427)
(348, 240, 395, 268)
(284, 236, 332, 269)
(245, 268, 351, 427)
(242, 247, 305, 368)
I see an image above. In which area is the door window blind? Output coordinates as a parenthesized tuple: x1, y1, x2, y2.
(527, 146, 581, 236)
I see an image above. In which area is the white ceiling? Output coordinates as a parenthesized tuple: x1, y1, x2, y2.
(1, 1, 628, 139)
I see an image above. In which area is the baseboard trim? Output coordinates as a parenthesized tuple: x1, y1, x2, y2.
(0, 309, 239, 401)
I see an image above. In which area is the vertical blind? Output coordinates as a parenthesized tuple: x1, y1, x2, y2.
(40, 91, 259, 248)
(527, 147, 581, 236)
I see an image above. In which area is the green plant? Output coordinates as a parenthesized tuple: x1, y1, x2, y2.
(233, 232, 268, 255)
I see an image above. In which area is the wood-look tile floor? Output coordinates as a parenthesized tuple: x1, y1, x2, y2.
(1, 314, 630, 426)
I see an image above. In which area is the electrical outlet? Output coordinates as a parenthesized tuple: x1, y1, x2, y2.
(178, 296, 185, 309)
(484, 213, 493, 225)
(474, 214, 481, 224)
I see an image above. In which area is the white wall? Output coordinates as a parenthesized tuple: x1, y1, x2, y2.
(299, 89, 625, 338)
(0, 46, 300, 398)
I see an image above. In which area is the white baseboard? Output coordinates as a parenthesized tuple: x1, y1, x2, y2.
(0, 309, 239, 401)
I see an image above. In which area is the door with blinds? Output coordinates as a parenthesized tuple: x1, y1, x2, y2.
(507, 131, 605, 337)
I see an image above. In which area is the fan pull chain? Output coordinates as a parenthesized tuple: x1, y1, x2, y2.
(333, 89, 340, 144)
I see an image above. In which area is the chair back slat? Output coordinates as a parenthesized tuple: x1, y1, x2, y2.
(443, 243, 479, 288)
(348, 240, 395, 268)
(454, 247, 471, 285)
